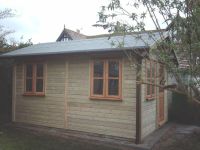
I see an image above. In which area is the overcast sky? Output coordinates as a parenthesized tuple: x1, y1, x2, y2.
(1, 0, 110, 44)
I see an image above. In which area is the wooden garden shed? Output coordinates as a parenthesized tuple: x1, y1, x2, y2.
(0, 31, 169, 143)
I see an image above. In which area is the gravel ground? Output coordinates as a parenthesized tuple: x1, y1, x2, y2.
(152, 124, 200, 150)
(1, 123, 200, 150)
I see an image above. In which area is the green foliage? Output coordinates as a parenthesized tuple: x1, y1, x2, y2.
(0, 38, 33, 54)
(0, 9, 15, 41)
(15, 39, 33, 49)
(0, 8, 33, 53)
(170, 92, 200, 125)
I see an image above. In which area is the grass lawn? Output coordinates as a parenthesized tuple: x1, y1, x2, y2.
(0, 125, 120, 150)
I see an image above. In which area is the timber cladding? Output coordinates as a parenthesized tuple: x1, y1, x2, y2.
(13, 55, 137, 139)
(140, 59, 168, 139)
(15, 60, 66, 128)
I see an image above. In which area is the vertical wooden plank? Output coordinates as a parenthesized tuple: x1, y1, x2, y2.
(136, 57, 142, 144)
(104, 60, 107, 97)
(89, 60, 93, 97)
(64, 61, 68, 128)
(12, 64, 16, 122)
(156, 62, 159, 128)
(44, 62, 48, 94)
(119, 59, 122, 99)
(23, 64, 25, 93)
(164, 67, 168, 123)
(158, 64, 165, 125)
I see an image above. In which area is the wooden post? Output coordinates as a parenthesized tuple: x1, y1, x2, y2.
(136, 58, 142, 144)
(12, 64, 16, 122)
(64, 61, 68, 128)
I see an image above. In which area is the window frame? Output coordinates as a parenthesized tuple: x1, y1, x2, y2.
(23, 63, 46, 96)
(90, 59, 122, 100)
(145, 59, 157, 100)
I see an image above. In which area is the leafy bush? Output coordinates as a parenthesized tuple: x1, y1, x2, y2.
(169, 92, 200, 125)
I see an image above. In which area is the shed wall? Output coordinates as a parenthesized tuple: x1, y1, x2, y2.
(13, 55, 137, 139)
(140, 60, 168, 140)
(14, 60, 66, 128)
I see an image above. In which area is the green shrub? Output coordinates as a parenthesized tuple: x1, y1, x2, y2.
(169, 92, 200, 125)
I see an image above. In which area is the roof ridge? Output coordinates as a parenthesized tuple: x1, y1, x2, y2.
(26, 30, 164, 47)
(87, 29, 166, 39)
(64, 28, 86, 37)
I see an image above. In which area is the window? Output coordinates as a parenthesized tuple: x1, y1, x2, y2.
(145, 59, 157, 100)
(24, 63, 45, 96)
(90, 59, 122, 100)
(63, 37, 69, 41)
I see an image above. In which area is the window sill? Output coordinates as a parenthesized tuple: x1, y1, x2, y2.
(146, 97, 155, 101)
(23, 93, 45, 97)
(90, 96, 122, 101)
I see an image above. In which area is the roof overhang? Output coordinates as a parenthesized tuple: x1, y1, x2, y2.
(0, 46, 149, 59)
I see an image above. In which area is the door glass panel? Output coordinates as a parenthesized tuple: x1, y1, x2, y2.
(147, 78, 151, 95)
(147, 84, 151, 95)
(152, 84, 155, 95)
(146, 61, 151, 78)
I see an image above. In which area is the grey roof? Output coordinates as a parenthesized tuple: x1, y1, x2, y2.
(1, 31, 167, 57)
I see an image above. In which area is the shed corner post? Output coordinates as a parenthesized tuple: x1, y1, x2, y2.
(12, 63, 16, 122)
(136, 57, 142, 144)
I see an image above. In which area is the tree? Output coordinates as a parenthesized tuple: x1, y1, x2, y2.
(95, 0, 200, 104)
(0, 8, 15, 52)
(0, 38, 33, 53)
(0, 8, 15, 41)
(0, 9, 32, 53)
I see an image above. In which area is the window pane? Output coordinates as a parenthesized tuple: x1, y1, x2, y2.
(93, 79, 103, 95)
(109, 61, 119, 77)
(151, 62, 155, 95)
(147, 84, 151, 95)
(147, 68, 151, 78)
(152, 62, 156, 77)
(147, 78, 151, 95)
(26, 64, 33, 77)
(152, 74, 155, 94)
(26, 79, 32, 92)
(152, 85, 155, 95)
(108, 79, 119, 95)
(37, 64, 44, 77)
(94, 61, 104, 77)
(36, 79, 43, 92)
(146, 61, 151, 78)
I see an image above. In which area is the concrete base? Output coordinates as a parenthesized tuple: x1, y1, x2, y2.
(8, 122, 174, 150)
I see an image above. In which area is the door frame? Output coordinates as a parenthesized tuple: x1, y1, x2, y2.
(157, 64, 165, 126)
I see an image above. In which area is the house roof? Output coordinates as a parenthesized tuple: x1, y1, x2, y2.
(56, 28, 86, 41)
(1, 31, 167, 58)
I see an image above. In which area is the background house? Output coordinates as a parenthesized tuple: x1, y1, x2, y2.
(56, 26, 86, 42)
